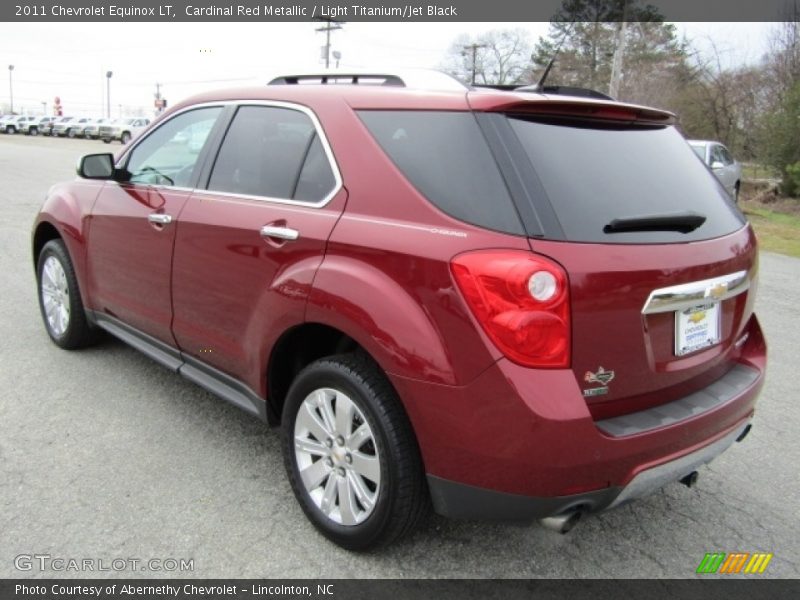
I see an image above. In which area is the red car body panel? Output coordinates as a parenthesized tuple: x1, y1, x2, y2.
(170, 189, 348, 396)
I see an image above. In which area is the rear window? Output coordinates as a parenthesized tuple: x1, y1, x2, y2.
(508, 118, 745, 243)
(358, 111, 524, 235)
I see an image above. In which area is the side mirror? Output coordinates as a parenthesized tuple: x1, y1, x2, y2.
(77, 153, 115, 179)
(710, 161, 725, 170)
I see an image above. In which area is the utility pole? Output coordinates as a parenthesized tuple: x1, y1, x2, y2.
(608, 0, 629, 99)
(106, 71, 113, 119)
(315, 17, 344, 69)
(155, 82, 163, 114)
(8, 65, 14, 113)
(462, 43, 487, 85)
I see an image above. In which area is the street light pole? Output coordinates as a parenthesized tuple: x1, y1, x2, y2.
(8, 65, 14, 113)
(106, 71, 113, 119)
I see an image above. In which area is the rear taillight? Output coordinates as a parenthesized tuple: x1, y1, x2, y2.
(451, 250, 570, 368)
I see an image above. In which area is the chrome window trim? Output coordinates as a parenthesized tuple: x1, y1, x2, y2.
(641, 270, 750, 315)
(116, 100, 343, 209)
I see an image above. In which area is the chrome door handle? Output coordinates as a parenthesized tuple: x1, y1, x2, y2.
(260, 225, 299, 241)
(148, 213, 173, 225)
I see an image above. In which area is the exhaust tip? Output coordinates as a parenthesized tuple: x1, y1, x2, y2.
(679, 471, 699, 488)
(736, 423, 752, 443)
(540, 511, 583, 534)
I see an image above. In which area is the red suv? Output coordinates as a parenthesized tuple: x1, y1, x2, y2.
(33, 71, 765, 550)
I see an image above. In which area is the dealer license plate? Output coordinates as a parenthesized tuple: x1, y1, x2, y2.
(675, 303, 721, 356)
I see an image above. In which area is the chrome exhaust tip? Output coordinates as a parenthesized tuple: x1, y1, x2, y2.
(540, 511, 582, 534)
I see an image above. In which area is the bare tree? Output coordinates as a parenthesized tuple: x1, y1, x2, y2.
(442, 29, 533, 86)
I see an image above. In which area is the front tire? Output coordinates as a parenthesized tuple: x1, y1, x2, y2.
(37, 239, 95, 349)
(282, 354, 428, 550)
(120, 132, 131, 144)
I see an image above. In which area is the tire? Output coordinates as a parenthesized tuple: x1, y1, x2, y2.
(120, 132, 131, 144)
(734, 182, 740, 204)
(282, 354, 428, 550)
(67, 128, 76, 138)
(30, 127, 38, 136)
(36, 239, 95, 350)
(102, 138, 111, 144)
(5, 125, 13, 134)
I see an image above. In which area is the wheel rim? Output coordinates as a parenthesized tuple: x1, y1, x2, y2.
(294, 388, 381, 526)
(40, 256, 70, 337)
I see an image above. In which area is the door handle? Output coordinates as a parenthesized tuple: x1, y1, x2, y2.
(260, 225, 299, 241)
(148, 213, 173, 225)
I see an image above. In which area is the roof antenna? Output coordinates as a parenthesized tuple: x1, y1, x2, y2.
(525, 22, 575, 92)
(532, 57, 556, 91)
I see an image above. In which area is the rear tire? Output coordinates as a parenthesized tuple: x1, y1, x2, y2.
(282, 354, 428, 550)
(30, 127, 39, 136)
(67, 128, 76, 138)
(734, 182, 740, 204)
(120, 132, 131, 144)
(36, 240, 95, 349)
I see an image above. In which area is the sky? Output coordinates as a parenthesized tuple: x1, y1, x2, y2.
(0, 21, 777, 117)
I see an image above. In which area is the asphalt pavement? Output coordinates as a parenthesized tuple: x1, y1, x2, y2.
(0, 134, 798, 578)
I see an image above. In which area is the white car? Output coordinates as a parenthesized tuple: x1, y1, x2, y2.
(99, 117, 151, 144)
(22, 116, 56, 136)
(688, 140, 742, 202)
(2, 115, 37, 134)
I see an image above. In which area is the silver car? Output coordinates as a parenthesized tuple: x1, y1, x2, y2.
(688, 140, 742, 202)
(2, 115, 37, 134)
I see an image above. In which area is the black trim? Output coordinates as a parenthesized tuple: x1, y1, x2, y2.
(476, 113, 566, 241)
(180, 354, 268, 422)
(90, 312, 182, 372)
(88, 311, 270, 423)
(427, 475, 621, 521)
(596, 363, 760, 437)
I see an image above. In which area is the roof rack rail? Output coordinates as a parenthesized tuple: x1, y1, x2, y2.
(473, 83, 613, 100)
(267, 69, 468, 92)
(270, 73, 405, 86)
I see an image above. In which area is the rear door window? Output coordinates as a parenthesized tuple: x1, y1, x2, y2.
(207, 105, 337, 204)
(507, 118, 745, 243)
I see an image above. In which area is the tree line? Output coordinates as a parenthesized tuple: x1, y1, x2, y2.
(443, 3, 800, 196)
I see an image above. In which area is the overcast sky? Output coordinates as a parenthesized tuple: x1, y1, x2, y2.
(0, 21, 776, 117)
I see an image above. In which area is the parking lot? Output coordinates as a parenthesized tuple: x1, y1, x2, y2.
(0, 133, 798, 578)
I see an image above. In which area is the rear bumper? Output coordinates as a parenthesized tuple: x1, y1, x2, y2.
(427, 417, 751, 520)
(392, 315, 765, 519)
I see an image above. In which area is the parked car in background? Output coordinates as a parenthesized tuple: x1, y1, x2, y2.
(2, 115, 37, 134)
(83, 118, 110, 139)
(0, 114, 16, 130)
(688, 140, 742, 202)
(99, 117, 151, 144)
(33, 70, 765, 550)
(69, 117, 94, 138)
(51, 117, 78, 137)
(22, 116, 56, 136)
(43, 116, 71, 137)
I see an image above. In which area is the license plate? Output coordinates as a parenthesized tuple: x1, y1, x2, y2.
(675, 303, 721, 356)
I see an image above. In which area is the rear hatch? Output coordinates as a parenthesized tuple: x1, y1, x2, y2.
(470, 93, 756, 419)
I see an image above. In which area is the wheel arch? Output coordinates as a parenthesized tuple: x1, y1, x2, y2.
(267, 322, 363, 424)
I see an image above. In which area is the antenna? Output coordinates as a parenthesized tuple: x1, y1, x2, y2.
(528, 22, 575, 92)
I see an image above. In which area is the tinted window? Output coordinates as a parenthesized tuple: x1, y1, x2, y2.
(208, 106, 335, 203)
(358, 111, 523, 235)
(125, 107, 222, 187)
(294, 134, 336, 202)
(508, 118, 745, 243)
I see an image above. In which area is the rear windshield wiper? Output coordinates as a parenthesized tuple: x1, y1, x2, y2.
(603, 212, 706, 234)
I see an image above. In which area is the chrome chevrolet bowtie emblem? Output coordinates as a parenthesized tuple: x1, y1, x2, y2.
(706, 282, 728, 300)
